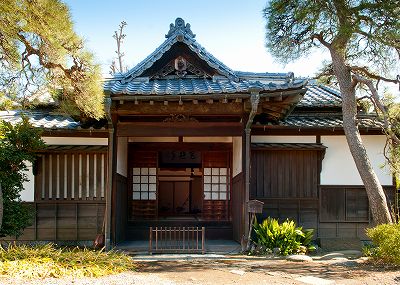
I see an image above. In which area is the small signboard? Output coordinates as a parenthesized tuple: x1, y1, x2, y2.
(159, 150, 201, 168)
(248, 200, 264, 214)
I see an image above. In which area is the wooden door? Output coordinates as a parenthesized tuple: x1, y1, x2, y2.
(158, 181, 190, 215)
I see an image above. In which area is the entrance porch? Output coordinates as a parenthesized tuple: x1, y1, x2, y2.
(112, 138, 244, 246)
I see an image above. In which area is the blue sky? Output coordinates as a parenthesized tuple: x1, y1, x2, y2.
(64, 0, 329, 77)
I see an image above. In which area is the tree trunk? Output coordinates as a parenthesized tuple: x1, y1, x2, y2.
(0, 183, 3, 231)
(330, 49, 392, 224)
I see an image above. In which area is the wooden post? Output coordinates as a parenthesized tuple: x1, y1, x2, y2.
(183, 227, 185, 250)
(155, 227, 158, 251)
(246, 213, 255, 251)
(149, 227, 153, 255)
(201, 227, 205, 254)
(196, 227, 199, 250)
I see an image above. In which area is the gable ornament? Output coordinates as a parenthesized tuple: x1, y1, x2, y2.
(165, 18, 196, 39)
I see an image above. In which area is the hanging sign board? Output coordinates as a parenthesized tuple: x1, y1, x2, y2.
(159, 150, 201, 167)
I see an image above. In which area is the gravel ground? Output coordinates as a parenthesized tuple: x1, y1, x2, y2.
(1, 255, 400, 285)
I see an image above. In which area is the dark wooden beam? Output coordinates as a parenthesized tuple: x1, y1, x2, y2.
(114, 102, 244, 116)
(251, 126, 384, 136)
(42, 130, 108, 138)
(117, 122, 244, 137)
(130, 142, 232, 151)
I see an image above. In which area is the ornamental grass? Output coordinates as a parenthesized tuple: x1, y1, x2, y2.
(0, 243, 135, 279)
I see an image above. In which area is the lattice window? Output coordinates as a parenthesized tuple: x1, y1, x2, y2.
(132, 167, 157, 200)
(203, 167, 230, 200)
(35, 152, 107, 201)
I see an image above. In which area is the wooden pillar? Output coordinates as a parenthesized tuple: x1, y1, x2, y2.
(111, 124, 118, 245)
(243, 128, 251, 238)
(105, 94, 117, 249)
(241, 113, 250, 241)
(105, 124, 114, 250)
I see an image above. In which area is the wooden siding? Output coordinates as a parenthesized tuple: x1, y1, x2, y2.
(256, 198, 319, 235)
(35, 152, 107, 201)
(249, 148, 396, 240)
(250, 149, 323, 236)
(250, 149, 321, 199)
(319, 186, 396, 239)
(2, 201, 105, 242)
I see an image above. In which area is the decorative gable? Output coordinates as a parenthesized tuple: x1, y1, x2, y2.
(151, 56, 213, 79)
(117, 18, 239, 83)
(104, 17, 308, 103)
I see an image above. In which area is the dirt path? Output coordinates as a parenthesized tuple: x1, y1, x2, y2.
(1, 257, 399, 284)
(136, 258, 400, 285)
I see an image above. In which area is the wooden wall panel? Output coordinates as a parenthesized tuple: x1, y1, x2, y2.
(250, 150, 320, 199)
(203, 151, 229, 168)
(319, 186, 396, 239)
(1, 202, 105, 242)
(131, 151, 157, 167)
(255, 198, 319, 236)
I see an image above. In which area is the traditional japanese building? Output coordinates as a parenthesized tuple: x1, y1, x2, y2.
(0, 18, 395, 250)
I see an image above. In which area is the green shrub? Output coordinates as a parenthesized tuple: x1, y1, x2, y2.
(0, 118, 45, 237)
(366, 223, 400, 265)
(253, 217, 315, 255)
(0, 243, 135, 279)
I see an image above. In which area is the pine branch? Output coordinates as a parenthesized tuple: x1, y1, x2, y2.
(311, 32, 331, 49)
(351, 66, 400, 85)
(17, 32, 73, 80)
(353, 73, 400, 145)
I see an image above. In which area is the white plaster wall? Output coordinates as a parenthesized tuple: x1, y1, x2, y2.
(20, 161, 34, 202)
(117, 137, 128, 177)
(128, 137, 179, 142)
(183, 137, 233, 143)
(43, 137, 108, 145)
(232, 137, 242, 177)
(321, 135, 392, 185)
(251, 135, 316, 143)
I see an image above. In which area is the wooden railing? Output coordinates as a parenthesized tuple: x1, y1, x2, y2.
(149, 227, 205, 254)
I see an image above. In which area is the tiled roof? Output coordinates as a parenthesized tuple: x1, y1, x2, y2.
(279, 114, 383, 129)
(251, 143, 327, 150)
(0, 110, 79, 129)
(0, 110, 106, 130)
(104, 77, 307, 96)
(297, 84, 342, 108)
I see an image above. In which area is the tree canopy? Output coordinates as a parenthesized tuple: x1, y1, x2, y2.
(265, 1, 399, 70)
(0, 0, 104, 119)
(264, 0, 399, 224)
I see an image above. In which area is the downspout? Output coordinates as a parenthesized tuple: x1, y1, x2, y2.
(104, 97, 114, 250)
(244, 88, 260, 236)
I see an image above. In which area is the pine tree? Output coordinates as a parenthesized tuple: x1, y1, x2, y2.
(264, 0, 400, 224)
(0, 0, 104, 119)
